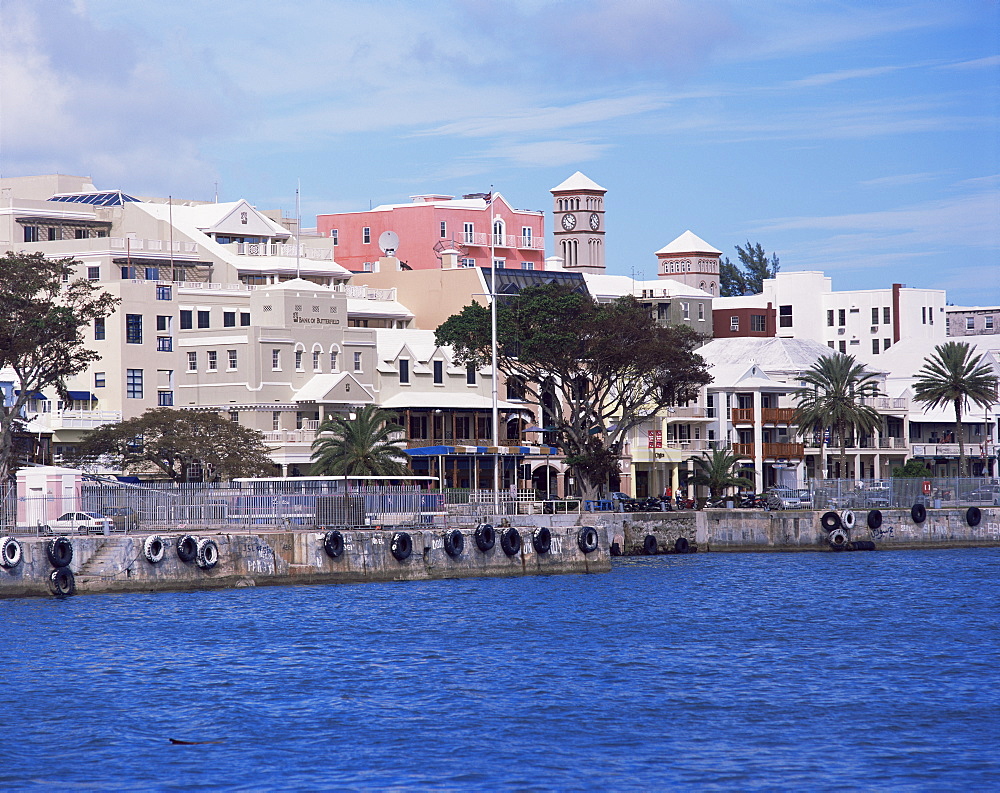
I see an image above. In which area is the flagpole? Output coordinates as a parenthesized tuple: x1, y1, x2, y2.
(295, 180, 301, 280)
(490, 188, 500, 505)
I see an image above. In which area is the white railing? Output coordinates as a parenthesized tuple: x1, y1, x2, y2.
(36, 410, 122, 430)
(262, 429, 316, 444)
(458, 232, 544, 250)
(233, 242, 333, 260)
(878, 437, 908, 449)
(341, 285, 397, 301)
(860, 396, 908, 410)
(175, 281, 252, 292)
(111, 237, 197, 253)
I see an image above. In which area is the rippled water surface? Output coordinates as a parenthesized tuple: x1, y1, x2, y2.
(3, 549, 999, 790)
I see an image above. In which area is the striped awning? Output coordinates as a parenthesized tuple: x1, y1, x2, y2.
(404, 444, 558, 456)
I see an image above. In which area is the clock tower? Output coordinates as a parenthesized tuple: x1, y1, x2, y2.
(550, 171, 606, 274)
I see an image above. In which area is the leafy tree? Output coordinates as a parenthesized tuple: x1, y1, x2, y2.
(719, 242, 780, 296)
(912, 341, 998, 477)
(310, 405, 410, 476)
(71, 408, 275, 482)
(435, 283, 712, 497)
(793, 353, 882, 481)
(891, 459, 933, 478)
(0, 252, 119, 480)
(689, 448, 755, 501)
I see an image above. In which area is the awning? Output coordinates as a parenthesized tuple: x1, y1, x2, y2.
(68, 391, 96, 401)
(15, 390, 47, 399)
(405, 444, 558, 456)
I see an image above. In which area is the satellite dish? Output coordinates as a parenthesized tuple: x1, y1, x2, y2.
(378, 230, 399, 255)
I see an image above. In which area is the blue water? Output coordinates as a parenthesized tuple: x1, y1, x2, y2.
(2, 549, 999, 790)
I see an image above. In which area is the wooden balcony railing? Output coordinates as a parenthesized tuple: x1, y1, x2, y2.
(731, 408, 754, 423)
(762, 408, 797, 424)
(732, 442, 805, 460)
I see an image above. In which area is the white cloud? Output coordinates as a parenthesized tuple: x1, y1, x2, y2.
(859, 172, 946, 188)
(938, 54, 1000, 70)
(783, 65, 907, 88)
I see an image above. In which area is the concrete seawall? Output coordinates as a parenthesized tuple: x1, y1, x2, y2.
(0, 525, 611, 599)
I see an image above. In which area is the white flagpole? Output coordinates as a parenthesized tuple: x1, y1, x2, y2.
(490, 188, 500, 503)
(295, 180, 302, 280)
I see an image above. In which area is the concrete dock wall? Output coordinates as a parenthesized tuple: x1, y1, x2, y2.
(0, 525, 610, 599)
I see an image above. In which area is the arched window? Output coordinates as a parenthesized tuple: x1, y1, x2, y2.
(492, 218, 505, 246)
(329, 344, 340, 371)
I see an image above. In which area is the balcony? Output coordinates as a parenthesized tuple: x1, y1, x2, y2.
(458, 232, 545, 251)
(232, 242, 333, 261)
(339, 284, 398, 301)
(36, 410, 122, 430)
(860, 396, 909, 411)
(731, 407, 797, 424)
(804, 436, 907, 451)
(731, 408, 754, 424)
(732, 442, 805, 460)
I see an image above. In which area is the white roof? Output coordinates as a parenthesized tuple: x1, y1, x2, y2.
(346, 298, 414, 320)
(583, 274, 712, 299)
(656, 230, 722, 256)
(550, 171, 606, 193)
(294, 373, 374, 404)
(699, 337, 843, 377)
(375, 329, 442, 363)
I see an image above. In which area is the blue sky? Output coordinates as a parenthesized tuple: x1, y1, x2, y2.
(2, 0, 997, 305)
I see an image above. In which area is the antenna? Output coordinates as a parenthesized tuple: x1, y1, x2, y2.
(378, 230, 400, 256)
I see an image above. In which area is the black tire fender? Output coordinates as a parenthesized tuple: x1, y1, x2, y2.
(46, 537, 73, 568)
(966, 506, 982, 527)
(577, 526, 599, 554)
(867, 509, 883, 530)
(176, 535, 197, 563)
(500, 527, 522, 557)
(49, 567, 76, 598)
(143, 535, 166, 564)
(474, 524, 495, 553)
(390, 531, 412, 561)
(323, 530, 345, 559)
(531, 527, 551, 555)
(674, 536, 689, 554)
(0, 536, 22, 568)
(911, 503, 927, 523)
(643, 534, 658, 555)
(820, 511, 842, 532)
(196, 538, 219, 570)
(443, 529, 464, 558)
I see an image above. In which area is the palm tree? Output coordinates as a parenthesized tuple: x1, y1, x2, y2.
(310, 405, 411, 476)
(912, 341, 998, 477)
(689, 448, 755, 502)
(793, 353, 882, 481)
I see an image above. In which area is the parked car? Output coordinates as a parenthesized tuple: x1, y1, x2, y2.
(962, 484, 1000, 505)
(46, 511, 114, 535)
(102, 506, 138, 532)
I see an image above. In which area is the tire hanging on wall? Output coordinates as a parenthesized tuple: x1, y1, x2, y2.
(176, 535, 198, 563)
(911, 503, 927, 523)
(867, 509, 883, 530)
(196, 538, 219, 569)
(390, 531, 412, 561)
(966, 506, 982, 527)
(443, 529, 464, 558)
(531, 527, 551, 555)
(643, 534, 658, 555)
(500, 527, 522, 557)
(49, 567, 76, 597)
(828, 527, 850, 550)
(840, 510, 856, 530)
(820, 511, 842, 532)
(577, 526, 599, 554)
(46, 537, 73, 568)
(474, 524, 495, 553)
(143, 535, 166, 564)
(323, 529, 345, 559)
(674, 537, 689, 554)
(0, 536, 22, 568)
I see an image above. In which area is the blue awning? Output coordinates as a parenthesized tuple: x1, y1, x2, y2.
(14, 390, 47, 399)
(68, 391, 96, 401)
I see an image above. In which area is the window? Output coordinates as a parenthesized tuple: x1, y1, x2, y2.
(272, 411, 281, 431)
(839, 341, 846, 353)
(295, 350, 303, 371)
(838, 309, 846, 326)
(354, 352, 362, 372)
(363, 262, 373, 272)
(493, 258, 505, 269)
(872, 307, 879, 325)
(884, 338, 891, 351)
(463, 222, 474, 243)
(779, 305, 792, 327)
(730, 316, 740, 332)
(986, 316, 995, 330)
(459, 258, 476, 268)
(207, 351, 218, 371)
(197, 310, 210, 329)
(506, 375, 525, 400)
(522, 226, 532, 243)
(966, 316, 975, 330)
(180, 310, 193, 329)
(330, 350, 339, 371)
(433, 360, 443, 385)
(929, 307, 933, 325)
(223, 311, 236, 327)
(187, 352, 197, 372)
(828, 341, 835, 349)
(87, 266, 100, 281)
(157, 337, 172, 352)
(873, 339, 880, 355)
(126, 314, 142, 344)
(94, 372, 106, 388)
(145, 266, 160, 281)
(466, 364, 476, 385)
(439, 221, 447, 239)
(521, 261, 534, 270)
(399, 359, 410, 384)
(330, 229, 338, 245)
(698, 303, 705, 321)
(23, 226, 39, 242)
(827, 310, 834, 327)
(363, 227, 371, 244)
(681, 302, 690, 320)
(228, 350, 238, 370)
(94, 318, 106, 340)
(228, 410, 239, 423)
(312, 350, 320, 371)
(272, 349, 281, 370)
(156, 285, 172, 300)
(751, 315, 766, 332)
(156, 315, 171, 332)
(126, 369, 143, 399)
(240, 312, 251, 326)
(158, 391, 173, 406)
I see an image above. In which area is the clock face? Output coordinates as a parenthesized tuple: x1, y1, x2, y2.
(561, 213, 577, 231)
(589, 213, 600, 230)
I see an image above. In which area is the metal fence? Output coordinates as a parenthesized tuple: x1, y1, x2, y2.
(804, 477, 999, 510)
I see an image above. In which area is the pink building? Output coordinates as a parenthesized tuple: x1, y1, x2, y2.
(315, 193, 546, 272)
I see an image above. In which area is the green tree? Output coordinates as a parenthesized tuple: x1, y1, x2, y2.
(793, 353, 882, 481)
(891, 459, 933, 478)
(310, 405, 410, 476)
(719, 242, 780, 296)
(688, 448, 755, 502)
(71, 408, 275, 482)
(912, 341, 998, 477)
(0, 252, 119, 480)
(435, 283, 712, 497)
